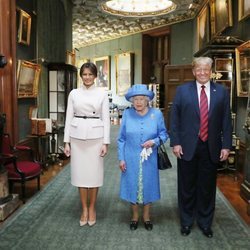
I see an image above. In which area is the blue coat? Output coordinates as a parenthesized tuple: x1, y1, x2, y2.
(170, 81, 232, 163)
(117, 107, 168, 204)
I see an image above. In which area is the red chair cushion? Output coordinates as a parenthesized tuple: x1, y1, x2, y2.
(6, 161, 41, 179)
(15, 145, 31, 150)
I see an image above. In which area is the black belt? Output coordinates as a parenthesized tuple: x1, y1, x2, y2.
(75, 116, 100, 119)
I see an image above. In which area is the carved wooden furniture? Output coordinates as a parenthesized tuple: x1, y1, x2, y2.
(48, 63, 77, 154)
(194, 36, 245, 112)
(2, 133, 42, 203)
(239, 41, 250, 214)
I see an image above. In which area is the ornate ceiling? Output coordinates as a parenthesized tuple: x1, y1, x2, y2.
(72, 0, 205, 48)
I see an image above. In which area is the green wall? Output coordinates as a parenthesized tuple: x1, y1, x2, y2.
(77, 20, 196, 107)
(170, 19, 194, 65)
(78, 34, 142, 106)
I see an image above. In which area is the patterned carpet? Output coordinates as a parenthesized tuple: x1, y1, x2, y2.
(0, 125, 249, 250)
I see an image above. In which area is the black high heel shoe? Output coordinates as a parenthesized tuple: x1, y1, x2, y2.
(144, 221, 153, 231)
(130, 220, 138, 230)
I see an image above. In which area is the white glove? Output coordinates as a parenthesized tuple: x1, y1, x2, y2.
(140, 147, 153, 163)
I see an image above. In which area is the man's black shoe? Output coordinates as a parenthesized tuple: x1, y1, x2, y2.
(201, 227, 213, 238)
(181, 226, 191, 236)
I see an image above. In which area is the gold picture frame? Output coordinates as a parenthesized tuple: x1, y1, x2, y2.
(235, 41, 250, 97)
(238, 0, 250, 21)
(197, 4, 210, 50)
(215, 58, 233, 72)
(93, 56, 110, 89)
(66, 50, 76, 65)
(210, 0, 233, 37)
(18, 9, 31, 45)
(17, 60, 41, 98)
(115, 52, 134, 96)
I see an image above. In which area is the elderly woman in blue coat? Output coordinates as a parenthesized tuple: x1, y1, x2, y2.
(117, 84, 168, 231)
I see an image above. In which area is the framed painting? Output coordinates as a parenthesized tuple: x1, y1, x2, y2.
(18, 9, 31, 45)
(197, 4, 210, 50)
(238, 0, 250, 21)
(66, 50, 76, 65)
(210, 0, 233, 36)
(93, 56, 110, 89)
(115, 53, 134, 96)
(235, 41, 250, 97)
(17, 60, 41, 98)
(215, 58, 233, 72)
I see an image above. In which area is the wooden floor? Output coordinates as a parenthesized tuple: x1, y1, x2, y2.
(1, 161, 250, 226)
(217, 171, 250, 225)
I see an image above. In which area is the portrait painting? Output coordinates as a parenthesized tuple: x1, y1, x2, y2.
(18, 9, 31, 45)
(211, 0, 233, 36)
(197, 5, 210, 50)
(93, 56, 110, 89)
(238, 0, 250, 21)
(115, 53, 134, 96)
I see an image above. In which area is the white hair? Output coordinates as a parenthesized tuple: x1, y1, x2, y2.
(192, 57, 213, 68)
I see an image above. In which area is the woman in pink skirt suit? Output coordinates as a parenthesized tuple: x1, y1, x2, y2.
(64, 62, 110, 227)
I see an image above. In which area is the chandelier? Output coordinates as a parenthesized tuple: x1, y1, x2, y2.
(101, 0, 177, 17)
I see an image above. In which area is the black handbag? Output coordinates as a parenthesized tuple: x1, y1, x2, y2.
(157, 138, 172, 170)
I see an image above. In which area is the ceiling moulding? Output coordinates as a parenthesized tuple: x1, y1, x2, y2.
(72, 0, 204, 48)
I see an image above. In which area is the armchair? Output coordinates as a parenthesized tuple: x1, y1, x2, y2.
(1, 133, 42, 203)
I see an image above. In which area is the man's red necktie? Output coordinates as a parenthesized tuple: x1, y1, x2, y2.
(199, 85, 208, 141)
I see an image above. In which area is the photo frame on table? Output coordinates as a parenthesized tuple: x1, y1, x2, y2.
(115, 53, 134, 96)
(235, 41, 250, 97)
(210, 0, 233, 36)
(17, 9, 31, 45)
(17, 60, 41, 98)
(215, 58, 233, 72)
(93, 56, 110, 89)
(66, 50, 76, 66)
(238, 0, 250, 21)
(197, 4, 210, 50)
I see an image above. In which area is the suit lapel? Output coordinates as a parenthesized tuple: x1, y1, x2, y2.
(209, 81, 216, 118)
(189, 81, 200, 116)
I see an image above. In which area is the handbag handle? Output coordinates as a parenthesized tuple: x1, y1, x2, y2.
(159, 137, 167, 150)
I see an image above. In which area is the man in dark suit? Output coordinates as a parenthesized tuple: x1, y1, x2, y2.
(170, 57, 232, 238)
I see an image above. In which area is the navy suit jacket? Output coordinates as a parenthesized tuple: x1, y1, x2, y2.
(170, 81, 232, 163)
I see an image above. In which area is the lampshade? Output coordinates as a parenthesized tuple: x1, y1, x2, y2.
(101, 0, 177, 17)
